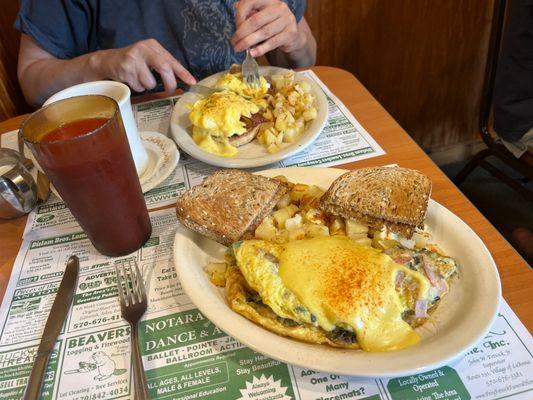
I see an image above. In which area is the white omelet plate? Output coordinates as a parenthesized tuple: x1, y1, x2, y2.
(170, 67, 328, 168)
(172, 167, 501, 377)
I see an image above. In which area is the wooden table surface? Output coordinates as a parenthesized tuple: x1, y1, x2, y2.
(1, 66, 531, 331)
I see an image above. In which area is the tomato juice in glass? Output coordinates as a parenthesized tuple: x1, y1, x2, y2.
(21, 95, 151, 256)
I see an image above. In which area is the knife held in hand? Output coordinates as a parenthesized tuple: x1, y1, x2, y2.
(23, 256, 79, 400)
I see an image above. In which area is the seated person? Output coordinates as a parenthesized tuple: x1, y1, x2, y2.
(493, 0, 533, 259)
(15, 0, 316, 107)
(493, 0, 533, 166)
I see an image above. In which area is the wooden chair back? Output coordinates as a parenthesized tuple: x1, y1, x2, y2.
(454, 0, 532, 201)
(0, 1, 29, 122)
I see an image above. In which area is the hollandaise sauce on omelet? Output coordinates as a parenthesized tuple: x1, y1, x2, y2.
(232, 236, 431, 352)
(189, 92, 259, 157)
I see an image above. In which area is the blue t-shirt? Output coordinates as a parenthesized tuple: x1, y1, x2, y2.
(15, 0, 306, 80)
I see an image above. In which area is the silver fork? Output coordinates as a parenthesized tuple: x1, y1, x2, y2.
(115, 260, 149, 400)
(242, 49, 260, 88)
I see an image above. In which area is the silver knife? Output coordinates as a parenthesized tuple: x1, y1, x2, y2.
(131, 73, 219, 96)
(177, 81, 219, 96)
(23, 256, 79, 400)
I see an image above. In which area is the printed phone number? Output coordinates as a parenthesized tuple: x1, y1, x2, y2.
(77, 387, 128, 400)
(72, 316, 121, 329)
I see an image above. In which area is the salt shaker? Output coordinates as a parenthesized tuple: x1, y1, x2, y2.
(0, 148, 38, 219)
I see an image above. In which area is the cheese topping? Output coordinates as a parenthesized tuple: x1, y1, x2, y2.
(278, 236, 430, 351)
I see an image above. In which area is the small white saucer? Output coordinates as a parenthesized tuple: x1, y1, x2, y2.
(138, 131, 180, 193)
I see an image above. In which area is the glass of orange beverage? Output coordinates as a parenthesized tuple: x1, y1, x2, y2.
(21, 95, 152, 256)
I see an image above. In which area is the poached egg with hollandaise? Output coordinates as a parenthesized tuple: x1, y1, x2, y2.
(189, 91, 259, 157)
(230, 236, 432, 352)
(217, 72, 269, 100)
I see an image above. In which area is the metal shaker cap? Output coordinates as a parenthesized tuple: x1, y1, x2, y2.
(0, 148, 38, 219)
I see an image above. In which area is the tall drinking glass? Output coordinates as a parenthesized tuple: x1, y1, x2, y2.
(21, 95, 152, 256)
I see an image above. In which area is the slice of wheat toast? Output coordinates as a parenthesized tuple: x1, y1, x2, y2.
(319, 167, 431, 237)
(176, 170, 288, 246)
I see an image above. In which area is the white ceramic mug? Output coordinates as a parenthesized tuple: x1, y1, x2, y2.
(44, 81, 149, 176)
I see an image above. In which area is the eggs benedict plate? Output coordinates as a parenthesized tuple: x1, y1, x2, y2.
(172, 167, 501, 377)
(170, 66, 328, 168)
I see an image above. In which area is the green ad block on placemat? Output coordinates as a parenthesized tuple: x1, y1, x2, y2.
(387, 366, 470, 400)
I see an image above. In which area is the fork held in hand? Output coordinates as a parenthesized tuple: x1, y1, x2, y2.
(115, 260, 149, 400)
(242, 49, 261, 88)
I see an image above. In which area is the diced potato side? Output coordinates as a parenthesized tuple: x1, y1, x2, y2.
(283, 127, 298, 143)
(303, 107, 317, 121)
(255, 216, 277, 241)
(271, 73, 293, 91)
(275, 132, 284, 146)
(254, 179, 380, 245)
(275, 193, 291, 209)
(209, 270, 226, 287)
(256, 130, 266, 145)
(298, 81, 311, 92)
(261, 130, 277, 146)
(305, 223, 330, 238)
(257, 72, 316, 153)
(306, 185, 325, 199)
(285, 214, 303, 231)
(346, 219, 369, 235)
(204, 262, 227, 287)
(299, 185, 324, 210)
(272, 174, 288, 183)
(299, 195, 316, 210)
(412, 232, 428, 249)
(330, 218, 345, 235)
(271, 75, 282, 91)
(374, 238, 401, 250)
(288, 91, 299, 106)
(273, 204, 299, 228)
(289, 183, 308, 202)
(305, 208, 327, 225)
(267, 144, 279, 154)
(205, 262, 227, 275)
(262, 108, 273, 121)
(271, 175, 294, 190)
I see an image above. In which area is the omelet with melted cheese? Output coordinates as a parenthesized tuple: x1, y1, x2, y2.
(189, 92, 259, 157)
(227, 236, 433, 352)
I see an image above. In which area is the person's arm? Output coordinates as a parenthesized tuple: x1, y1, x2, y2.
(231, 0, 316, 69)
(18, 34, 196, 107)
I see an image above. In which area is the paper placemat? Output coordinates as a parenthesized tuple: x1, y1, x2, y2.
(0, 207, 530, 399)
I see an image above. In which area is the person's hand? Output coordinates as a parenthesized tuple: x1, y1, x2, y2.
(91, 38, 196, 92)
(232, 0, 304, 58)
